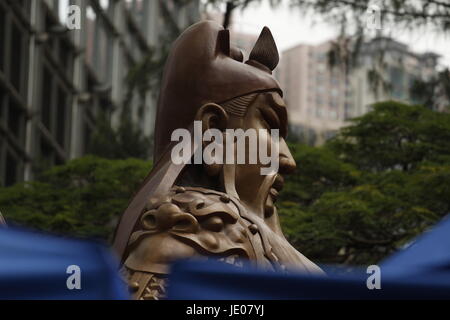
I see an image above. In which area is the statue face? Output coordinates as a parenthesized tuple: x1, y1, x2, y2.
(225, 91, 296, 218)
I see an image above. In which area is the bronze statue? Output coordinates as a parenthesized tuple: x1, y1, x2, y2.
(113, 21, 323, 300)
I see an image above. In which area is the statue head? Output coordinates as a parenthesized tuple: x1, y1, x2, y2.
(153, 20, 282, 160)
(114, 21, 296, 257)
(156, 20, 295, 219)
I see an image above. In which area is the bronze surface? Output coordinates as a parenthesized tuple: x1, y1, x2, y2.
(113, 20, 323, 299)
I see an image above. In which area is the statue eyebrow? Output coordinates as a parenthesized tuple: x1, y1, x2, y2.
(266, 93, 287, 138)
(260, 106, 281, 129)
(269, 92, 286, 109)
(221, 93, 258, 117)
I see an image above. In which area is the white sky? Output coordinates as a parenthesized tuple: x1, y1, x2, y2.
(228, 1, 450, 69)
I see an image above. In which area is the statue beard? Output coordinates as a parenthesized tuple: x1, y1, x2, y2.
(222, 163, 280, 220)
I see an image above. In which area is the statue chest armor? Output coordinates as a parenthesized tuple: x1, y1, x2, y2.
(124, 186, 321, 276)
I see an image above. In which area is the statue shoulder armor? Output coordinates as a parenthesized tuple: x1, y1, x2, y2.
(122, 186, 257, 298)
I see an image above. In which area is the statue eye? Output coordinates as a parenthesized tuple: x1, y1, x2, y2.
(260, 107, 280, 131)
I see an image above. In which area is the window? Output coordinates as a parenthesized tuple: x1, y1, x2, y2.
(5, 150, 18, 186)
(0, 86, 5, 121)
(43, 10, 74, 79)
(38, 60, 72, 154)
(41, 66, 53, 130)
(7, 100, 25, 145)
(330, 110, 338, 119)
(31, 3, 80, 171)
(0, 4, 5, 73)
(39, 137, 53, 169)
(390, 66, 405, 99)
(0, 1, 30, 186)
(55, 85, 68, 148)
(10, 18, 26, 94)
(85, 5, 114, 84)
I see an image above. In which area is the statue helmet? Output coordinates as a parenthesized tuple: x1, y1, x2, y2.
(153, 20, 282, 162)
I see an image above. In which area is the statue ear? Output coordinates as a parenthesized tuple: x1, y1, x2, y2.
(195, 103, 228, 177)
(195, 103, 229, 131)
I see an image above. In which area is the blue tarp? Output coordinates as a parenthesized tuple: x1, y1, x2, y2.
(0, 227, 129, 299)
(168, 216, 450, 299)
(1, 215, 450, 299)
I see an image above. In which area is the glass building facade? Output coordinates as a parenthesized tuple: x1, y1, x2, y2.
(0, 0, 199, 186)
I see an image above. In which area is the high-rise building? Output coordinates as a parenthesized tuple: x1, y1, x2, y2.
(279, 41, 348, 145)
(0, 0, 199, 186)
(229, 30, 257, 60)
(278, 37, 441, 145)
(349, 37, 440, 117)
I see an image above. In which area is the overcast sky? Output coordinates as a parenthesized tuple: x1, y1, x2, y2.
(227, 1, 450, 69)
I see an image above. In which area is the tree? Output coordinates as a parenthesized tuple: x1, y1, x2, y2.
(327, 101, 450, 172)
(87, 111, 153, 160)
(410, 68, 450, 111)
(280, 143, 360, 206)
(0, 156, 151, 241)
(278, 101, 450, 265)
(204, 0, 282, 28)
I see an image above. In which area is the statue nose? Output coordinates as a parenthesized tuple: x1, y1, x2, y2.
(279, 155, 296, 174)
(278, 139, 296, 174)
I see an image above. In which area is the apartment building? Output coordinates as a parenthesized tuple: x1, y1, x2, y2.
(279, 37, 440, 145)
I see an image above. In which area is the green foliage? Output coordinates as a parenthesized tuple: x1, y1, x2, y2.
(0, 156, 151, 241)
(278, 101, 450, 265)
(281, 144, 359, 206)
(327, 101, 450, 172)
(410, 68, 450, 111)
(87, 112, 152, 160)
